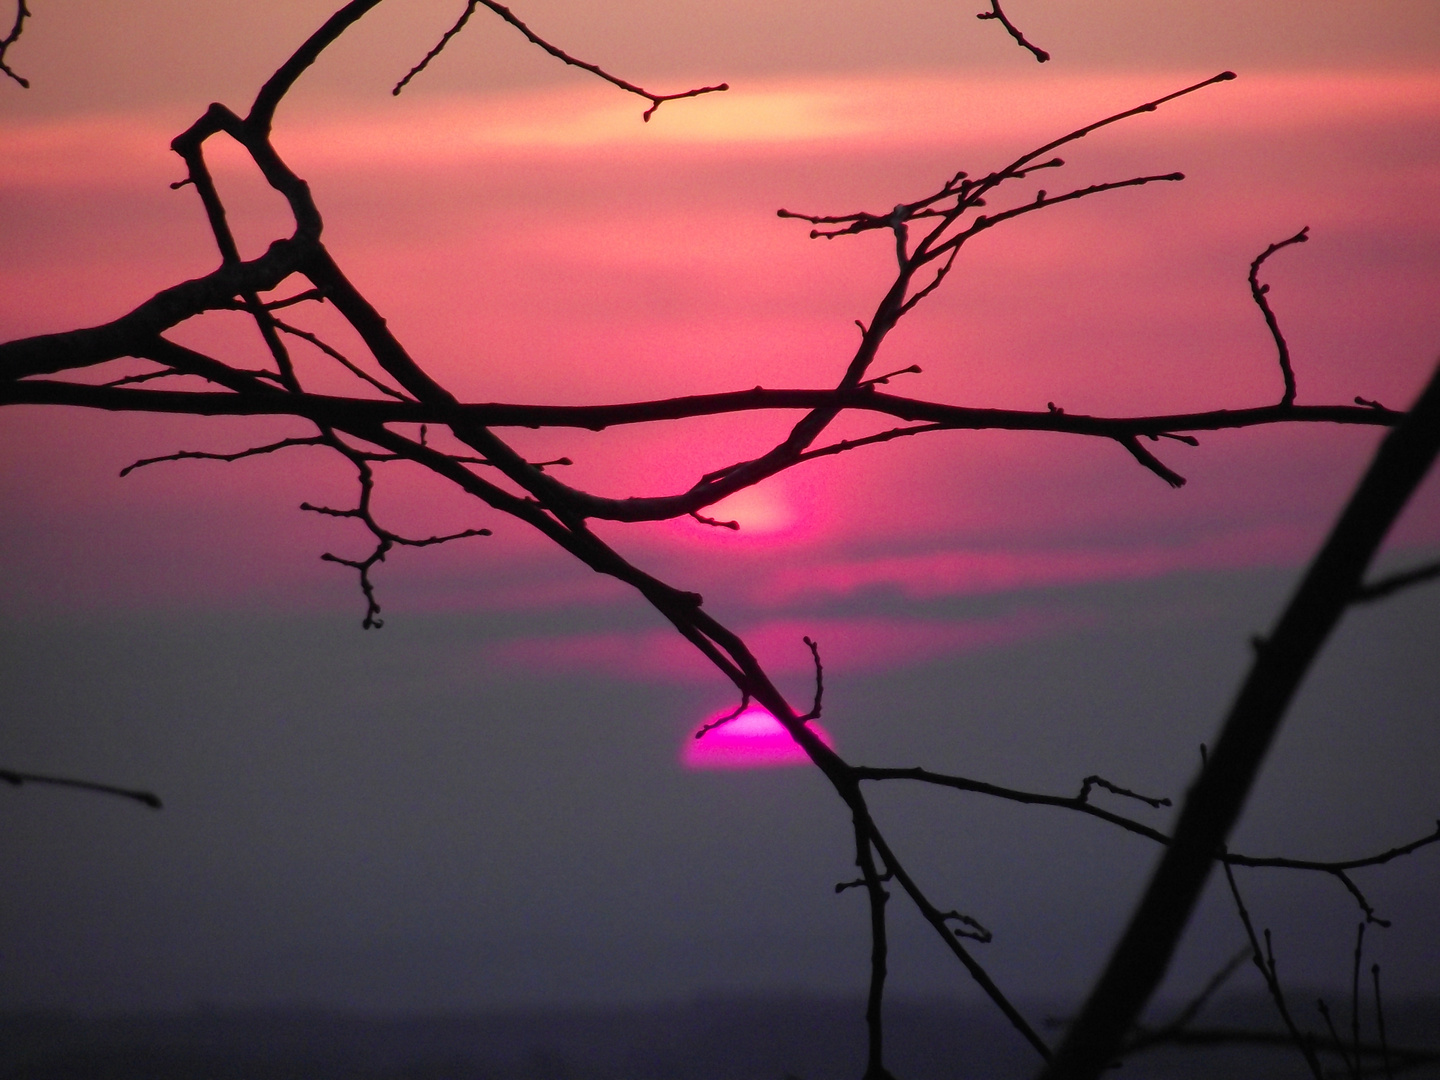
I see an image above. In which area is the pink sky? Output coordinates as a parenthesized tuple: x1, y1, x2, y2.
(4, 2, 1440, 1016)
(3, 3, 1439, 656)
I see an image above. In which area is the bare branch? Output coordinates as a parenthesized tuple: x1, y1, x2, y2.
(0, 0, 29, 88)
(801, 635, 824, 721)
(976, 0, 1050, 62)
(999, 71, 1235, 180)
(100, 367, 182, 389)
(395, 0, 728, 121)
(392, 0, 482, 94)
(1078, 774, 1172, 810)
(694, 694, 750, 739)
(268, 316, 412, 401)
(864, 826, 1054, 1061)
(1, 767, 161, 809)
(1118, 433, 1187, 488)
(1353, 559, 1440, 604)
(853, 821, 896, 1080)
(793, 423, 947, 467)
(120, 437, 328, 477)
(689, 510, 740, 530)
(1131, 946, 1250, 1048)
(857, 766, 1440, 921)
(1222, 862, 1325, 1079)
(1046, 356, 1440, 1079)
(302, 446, 492, 627)
(1374, 963, 1394, 1080)
(1316, 997, 1357, 1080)
(1249, 227, 1309, 407)
(1352, 922, 1366, 1076)
(2, 11, 1430, 1076)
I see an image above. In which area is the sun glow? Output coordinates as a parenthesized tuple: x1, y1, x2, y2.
(682, 705, 835, 770)
(696, 487, 797, 537)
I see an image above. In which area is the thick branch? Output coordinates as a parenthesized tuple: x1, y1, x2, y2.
(0, 242, 310, 381)
(1044, 357, 1440, 1080)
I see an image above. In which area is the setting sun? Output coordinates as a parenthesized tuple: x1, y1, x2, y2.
(683, 705, 835, 770)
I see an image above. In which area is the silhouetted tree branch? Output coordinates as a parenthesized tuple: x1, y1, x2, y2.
(976, 0, 1050, 62)
(1043, 357, 1440, 1079)
(3, 5, 1436, 1078)
(1, 768, 161, 809)
(0, 0, 27, 87)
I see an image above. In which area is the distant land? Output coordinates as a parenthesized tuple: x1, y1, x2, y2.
(4, 994, 1438, 1079)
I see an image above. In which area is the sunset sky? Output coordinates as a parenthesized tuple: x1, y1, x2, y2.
(2, 0, 1439, 1026)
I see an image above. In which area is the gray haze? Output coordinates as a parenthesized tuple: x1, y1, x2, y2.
(3, 563, 1437, 1014)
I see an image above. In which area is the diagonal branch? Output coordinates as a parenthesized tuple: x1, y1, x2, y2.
(2, 767, 161, 809)
(1131, 946, 1250, 1049)
(268, 316, 412, 401)
(1353, 558, 1440, 604)
(1044, 356, 1440, 1080)
(976, 0, 1050, 62)
(1222, 862, 1325, 1079)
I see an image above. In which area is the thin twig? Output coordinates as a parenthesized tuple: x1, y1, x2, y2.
(1, 768, 161, 809)
(268, 316, 411, 401)
(801, 636, 823, 721)
(1119, 428, 1187, 486)
(1249, 227, 1309, 407)
(120, 437, 328, 477)
(1352, 922, 1366, 1080)
(394, 0, 727, 121)
(694, 694, 750, 739)
(857, 766, 1440, 922)
(1221, 861, 1325, 1079)
(689, 510, 740, 530)
(1373, 964, 1393, 1080)
(854, 821, 896, 1080)
(1078, 774, 1172, 810)
(302, 446, 491, 627)
(1124, 1025, 1437, 1071)
(1353, 559, 1440, 603)
(1317, 997, 1358, 1079)
(1129, 946, 1250, 1048)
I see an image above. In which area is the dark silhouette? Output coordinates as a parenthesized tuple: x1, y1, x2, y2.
(2, 4, 1437, 1078)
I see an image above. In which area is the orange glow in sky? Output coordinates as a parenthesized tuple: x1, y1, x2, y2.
(1, 10, 1437, 632)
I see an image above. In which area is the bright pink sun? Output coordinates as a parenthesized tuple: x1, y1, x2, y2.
(682, 705, 835, 770)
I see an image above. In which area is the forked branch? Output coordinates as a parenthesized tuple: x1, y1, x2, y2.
(0, 0, 28, 87)
(393, 0, 727, 121)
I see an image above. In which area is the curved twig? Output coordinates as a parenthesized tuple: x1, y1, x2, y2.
(2, 768, 161, 809)
(0, 0, 29, 88)
(1249, 227, 1309, 407)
